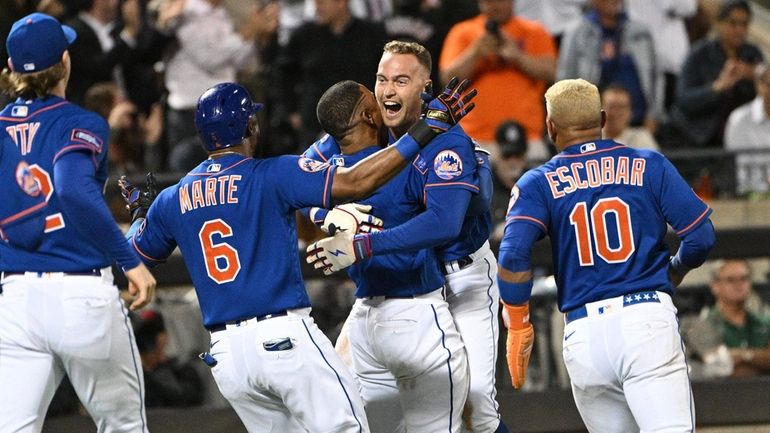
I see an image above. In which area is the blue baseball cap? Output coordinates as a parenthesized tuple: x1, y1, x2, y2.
(6, 13, 77, 74)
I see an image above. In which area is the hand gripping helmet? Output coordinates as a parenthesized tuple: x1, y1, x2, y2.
(195, 83, 264, 151)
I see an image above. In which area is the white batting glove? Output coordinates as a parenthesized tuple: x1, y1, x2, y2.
(306, 232, 373, 275)
(310, 203, 383, 235)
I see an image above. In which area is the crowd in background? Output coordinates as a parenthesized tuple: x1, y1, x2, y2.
(3, 0, 770, 411)
(1, 0, 768, 197)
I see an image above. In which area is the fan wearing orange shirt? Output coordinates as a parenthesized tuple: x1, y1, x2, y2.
(440, 0, 557, 162)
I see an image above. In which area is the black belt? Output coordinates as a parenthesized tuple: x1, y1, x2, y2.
(0, 269, 102, 279)
(442, 255, 473, 275)
(207, 311, 289, 332)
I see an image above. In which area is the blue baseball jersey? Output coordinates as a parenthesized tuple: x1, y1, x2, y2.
(0, 139, 46, 240)
(131, 154, 337, 327)
(0, 96, 112, 271)
(437, 146, 492, 261)
(504, 139, 712, 311)
(327, 146, 444, 297)
(393, 125, 484, 260)
(305, 128, 488, 261)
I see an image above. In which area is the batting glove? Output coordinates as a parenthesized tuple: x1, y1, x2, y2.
(407, 76, 478, 147)
(306, 232, 372, 275)
(503, 302, 535, 389)
(312, 203, 384, 235)
(424, 76, 477, 132)
(118, 173, 158, 223)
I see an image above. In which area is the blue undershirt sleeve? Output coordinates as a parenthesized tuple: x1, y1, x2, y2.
(368, 188, 471, 255)
(54, 151, 141, 270)
(498, 221, 543, 304)
(670, 219, 716, 274)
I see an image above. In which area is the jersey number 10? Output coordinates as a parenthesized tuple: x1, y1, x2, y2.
(569, 197, 635, 266)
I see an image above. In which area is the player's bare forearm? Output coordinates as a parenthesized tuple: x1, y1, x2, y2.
(331, 146, 409, 203)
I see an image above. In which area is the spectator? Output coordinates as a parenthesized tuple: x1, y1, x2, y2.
(601, 84, 660, 150)
(490, 119, 529, 241)
(684, 260, 770, 379)
(670, 0, 763, 148)
(382, 0, 447, 86)
(273, 0, 387, 148)
(83, 82, 164, 175)
(724, 63, 770, 195)
(626, 0, 697, 112)
(439, 0, 556, 161)
(558, 0, 657, 129)
(163, 0, 278, 164)
(134, 310, 205, 408)
(515, 0, 587, 48)
(65, 0, 143, 105)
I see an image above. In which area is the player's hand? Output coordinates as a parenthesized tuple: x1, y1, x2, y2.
(503, 302, 535, 389)
(306, 232, 372, 275)
(319, 203, 383, 235)
(118, 173, 159, 223)
(424, 76, 477, 132)
(124, 263, 156, 311)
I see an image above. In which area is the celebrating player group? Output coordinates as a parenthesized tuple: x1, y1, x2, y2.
(1, 11, 714, 433)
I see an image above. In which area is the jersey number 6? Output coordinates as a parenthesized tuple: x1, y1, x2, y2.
(569, 197, 635, 266)
(199, 219, 241, 284)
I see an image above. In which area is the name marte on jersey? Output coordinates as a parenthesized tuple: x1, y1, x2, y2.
(545, 156, 646, 199)
(179, 175, 241, 214)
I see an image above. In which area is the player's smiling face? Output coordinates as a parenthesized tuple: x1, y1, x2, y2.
(375, 52, 430, 137)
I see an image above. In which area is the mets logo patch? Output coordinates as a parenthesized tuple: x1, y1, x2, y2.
(298, 157, 330, 173)
(433, 150, 463, 180)
(15, 161, 41, 197)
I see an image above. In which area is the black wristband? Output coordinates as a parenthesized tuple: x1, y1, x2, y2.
(408, 120, 439, 148)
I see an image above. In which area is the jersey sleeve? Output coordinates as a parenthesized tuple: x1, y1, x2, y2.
(504, 169, 550, 234)
(652, 155, 712, 236)
(272, 155, 338, 210)
(424, 131, 479, 195)
(53, 112, 108, 167)
(131, 189, 178, 265)
(301, 134, 341, 163)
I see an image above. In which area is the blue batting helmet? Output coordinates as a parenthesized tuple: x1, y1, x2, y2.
(195, 83, 264, 151)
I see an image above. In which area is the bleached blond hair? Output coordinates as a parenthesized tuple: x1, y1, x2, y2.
(544, 79, 602, 130)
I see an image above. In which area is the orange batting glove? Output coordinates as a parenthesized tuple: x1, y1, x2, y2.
(504, 302, 534, 389)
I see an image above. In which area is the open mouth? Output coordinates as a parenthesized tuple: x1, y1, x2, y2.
(383, 101, 402, 116)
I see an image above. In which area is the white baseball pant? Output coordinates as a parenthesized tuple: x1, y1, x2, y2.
(443, 241, 502, 433)
(0, 270, 148, 433)
(207, 308, 368, 433)
(347, 288, 469, 433)
(562, 291, 695, 433)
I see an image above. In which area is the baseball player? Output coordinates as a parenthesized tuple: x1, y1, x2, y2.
(499, 79, 715, 432)
(305, 78, 477, 433)
(121, 81, 473, 432)
(305, 41, 507, 433)
(0, 13, 157, 433)
(0, 138, 46, 249)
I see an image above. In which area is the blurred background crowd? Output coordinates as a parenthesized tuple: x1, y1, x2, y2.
(3, 0, 769, 415)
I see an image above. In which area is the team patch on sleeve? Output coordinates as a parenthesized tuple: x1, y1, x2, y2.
(433, 150, 463, 180)
(15, 161, 41, 197)
(70, 129, 104, 152)
(298, 157, 330, 173)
